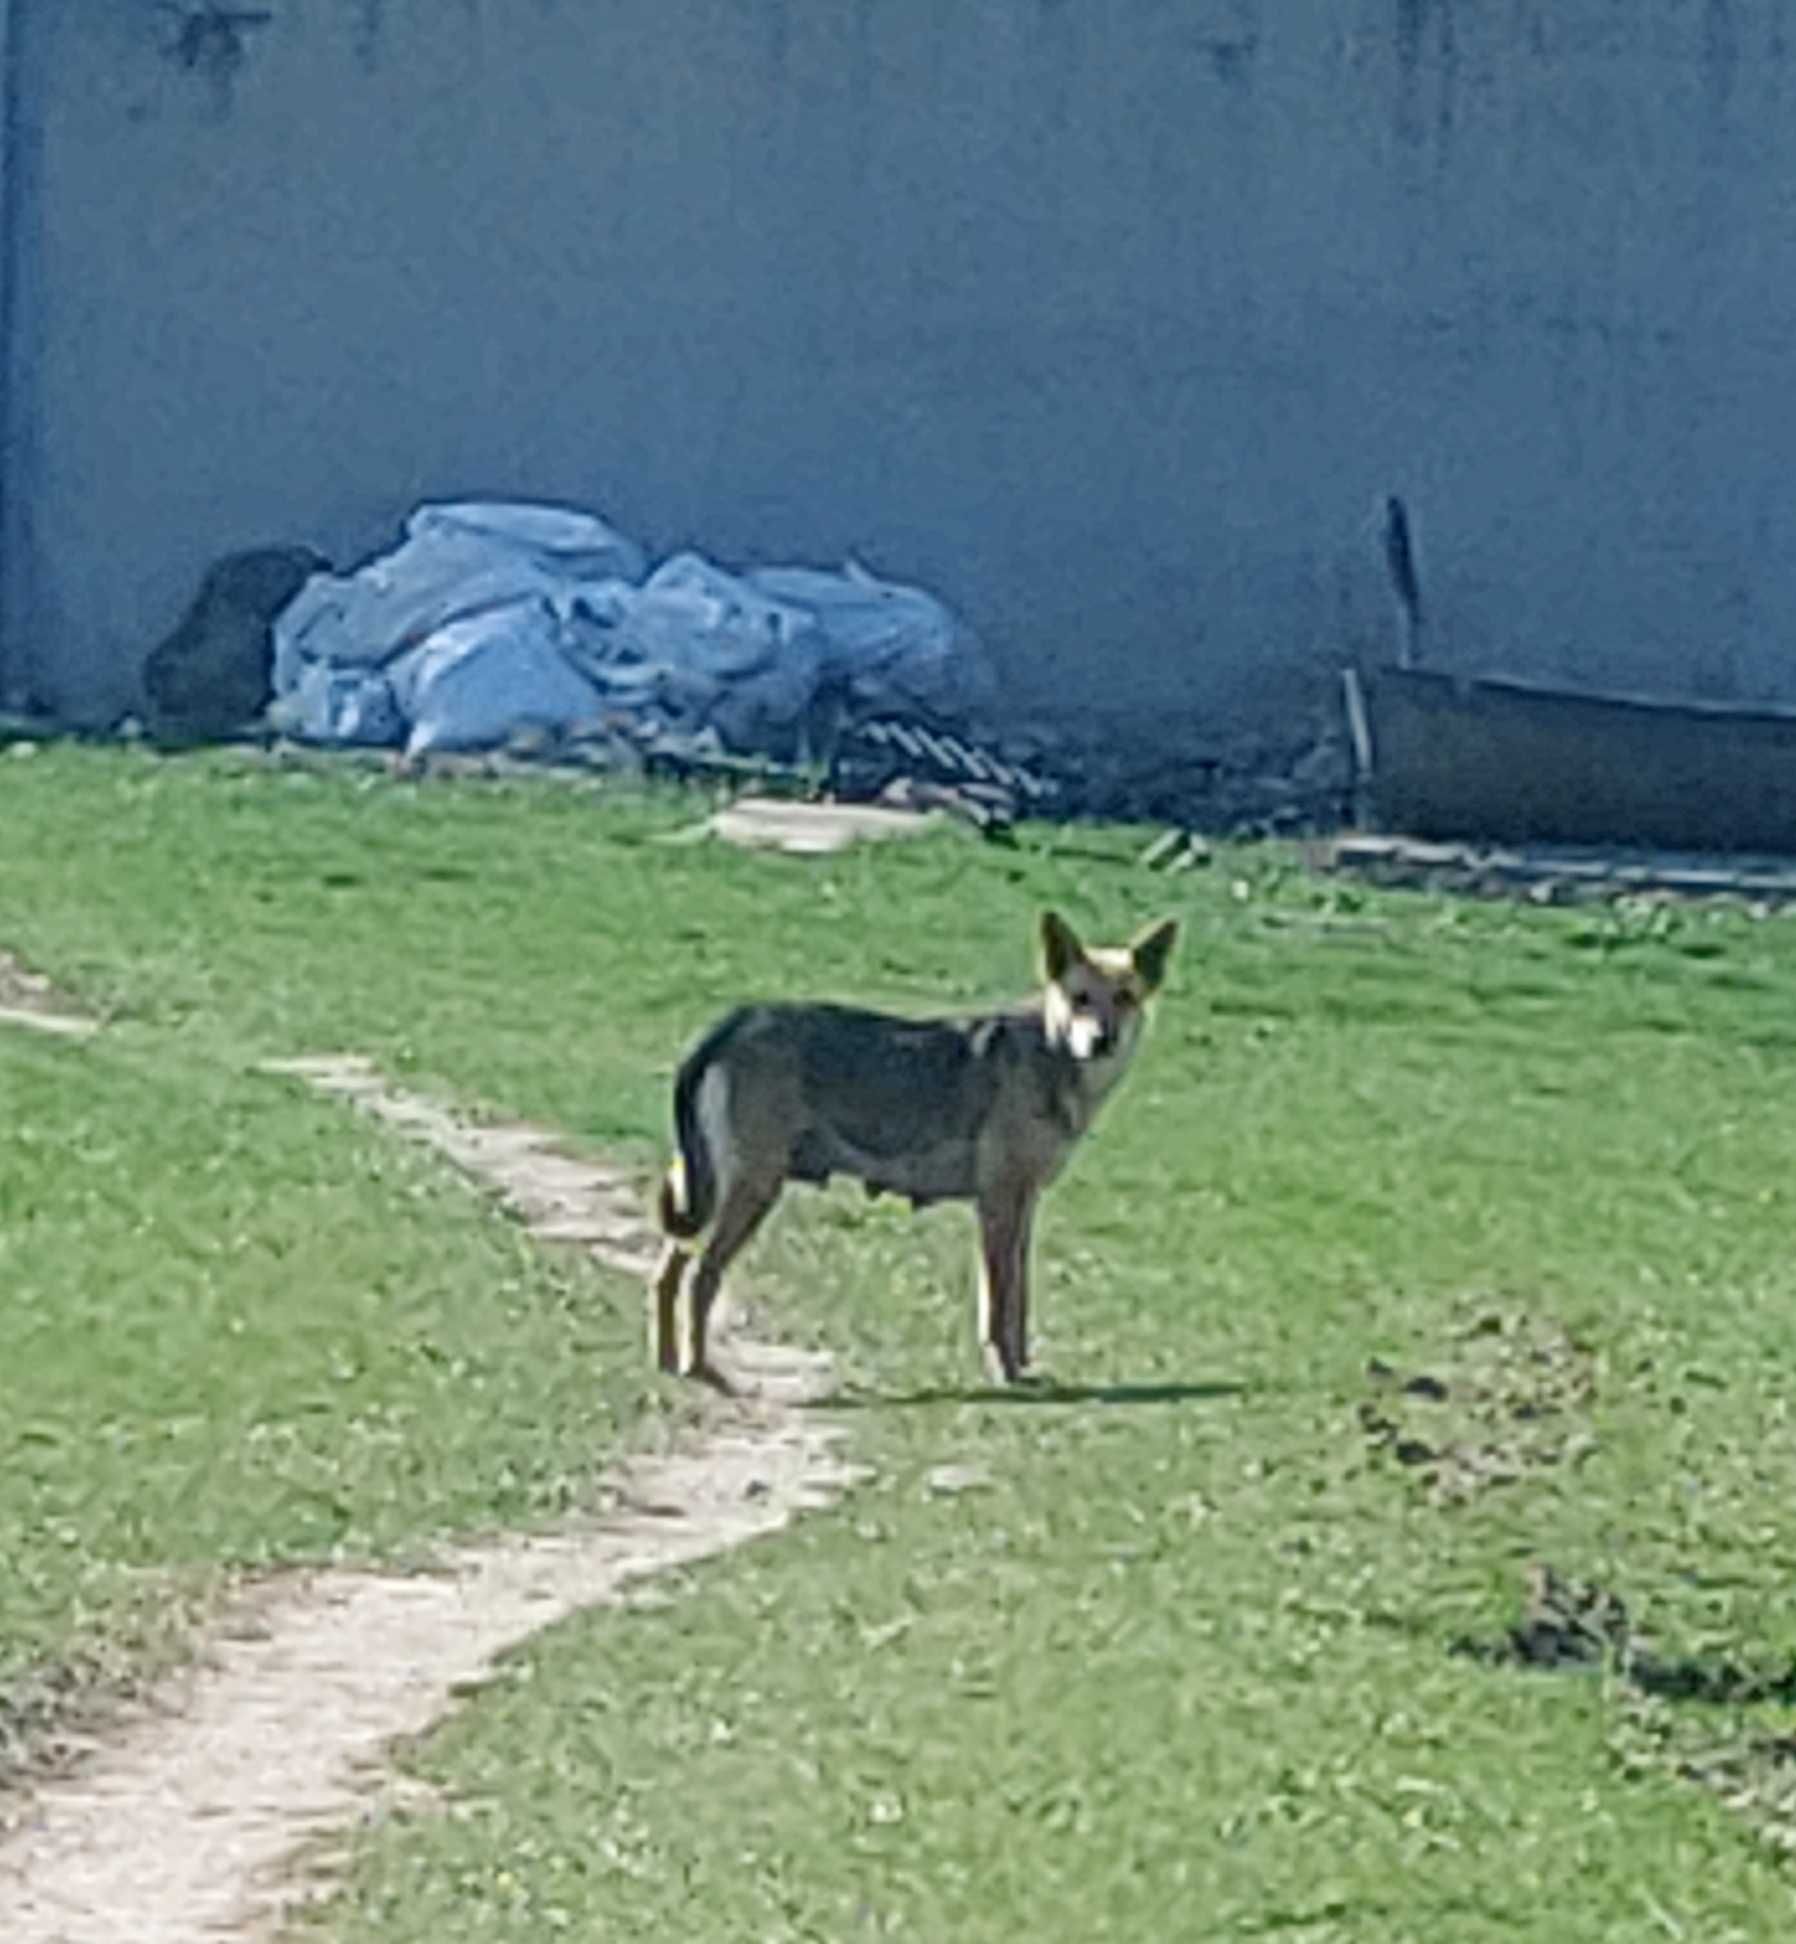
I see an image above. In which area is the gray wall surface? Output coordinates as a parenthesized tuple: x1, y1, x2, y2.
(3, 0, 1793, 730)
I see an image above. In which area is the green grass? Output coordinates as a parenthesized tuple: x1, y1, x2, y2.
(0, 991, 659, 1768)
(6, 742, 1796, 1936)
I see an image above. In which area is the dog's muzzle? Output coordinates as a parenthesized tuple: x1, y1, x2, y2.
(1066, 1016, 1112, 1061)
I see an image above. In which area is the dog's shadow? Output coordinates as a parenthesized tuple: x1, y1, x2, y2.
(824, 1377, 1245, 1411)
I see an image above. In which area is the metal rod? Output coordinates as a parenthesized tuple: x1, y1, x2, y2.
(1383, 494, 1423, 671)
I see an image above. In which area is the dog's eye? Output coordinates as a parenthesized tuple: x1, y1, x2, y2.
(1114, 991, 1137, 1011)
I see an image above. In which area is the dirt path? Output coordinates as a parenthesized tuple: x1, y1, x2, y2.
(0, 1056, 862, 1942)
(0, 949, 99, 1039)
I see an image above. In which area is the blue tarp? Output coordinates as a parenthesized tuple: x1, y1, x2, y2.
(269, 500, 994, 760)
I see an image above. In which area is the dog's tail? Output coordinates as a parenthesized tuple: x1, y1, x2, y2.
(656, 1014, 739, 1241)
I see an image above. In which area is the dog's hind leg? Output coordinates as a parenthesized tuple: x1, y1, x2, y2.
(649, 1242, 690, 1375)
(687, 1174, 782, 1390)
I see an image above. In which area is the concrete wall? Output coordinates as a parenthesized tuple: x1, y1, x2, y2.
(4, 0, 1794, 730)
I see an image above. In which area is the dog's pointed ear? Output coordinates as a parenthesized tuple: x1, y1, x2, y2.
(1130, 917, 1179, 993)
(1040, 910, 1084, 982)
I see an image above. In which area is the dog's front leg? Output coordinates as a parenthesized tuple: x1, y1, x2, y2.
(1008, 1189, 1039, 1378)
(976, 1185, 1028, 1385)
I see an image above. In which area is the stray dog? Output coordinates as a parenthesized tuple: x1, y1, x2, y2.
(650, 910, 1178, 1390)
(142, 545, 328, 744)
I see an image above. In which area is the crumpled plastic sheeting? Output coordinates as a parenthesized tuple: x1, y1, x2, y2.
(273, 501, 643, 680)
(386, 603, 615, 759)
(268, 499, 993, 762)
(748, 560, 997, 726)
(558, 554, 826, 759)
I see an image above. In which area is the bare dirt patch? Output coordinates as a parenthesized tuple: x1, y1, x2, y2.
(1357, 1306, 1597, 1501)
(0, 948, 96, 1039)
(1385, 1315, 1796, 1862)
(0, 1058, 863, 1941)
(1455, 1562, 1796, 1859)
